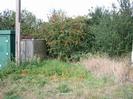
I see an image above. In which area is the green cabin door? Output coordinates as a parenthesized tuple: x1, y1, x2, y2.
(0, 36, 9, 67)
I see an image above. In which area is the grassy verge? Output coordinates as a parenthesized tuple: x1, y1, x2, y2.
(0, 59, 133, 99)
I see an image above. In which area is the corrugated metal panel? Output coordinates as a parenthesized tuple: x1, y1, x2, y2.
(21, 39, 46, 62)
(34, 39, 46, 59)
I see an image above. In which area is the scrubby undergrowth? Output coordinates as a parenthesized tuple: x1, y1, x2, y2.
(80, 54, 130, 82)
(0, 59, 133, 99)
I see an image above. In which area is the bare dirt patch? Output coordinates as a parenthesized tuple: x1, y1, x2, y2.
(0, 92, 3, 99)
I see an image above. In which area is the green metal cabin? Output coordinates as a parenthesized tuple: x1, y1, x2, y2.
(0, 30, 15, 67)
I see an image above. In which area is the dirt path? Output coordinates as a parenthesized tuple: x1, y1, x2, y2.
(0, 92, 3, 99)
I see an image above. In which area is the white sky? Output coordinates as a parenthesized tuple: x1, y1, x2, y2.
(0, 0, 118, 21)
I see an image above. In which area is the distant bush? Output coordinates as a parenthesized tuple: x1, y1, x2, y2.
(41, 10, 94, 61)
(86, 0, 133, 56)
(0, 0, 133, 60)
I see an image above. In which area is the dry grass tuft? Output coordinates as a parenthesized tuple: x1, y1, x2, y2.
(81, 55, 130, 82)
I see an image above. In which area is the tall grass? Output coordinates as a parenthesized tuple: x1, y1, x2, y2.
(0, 59, 89, 80)
(1, 58, 133, 99)
(80, 54, 130, 82)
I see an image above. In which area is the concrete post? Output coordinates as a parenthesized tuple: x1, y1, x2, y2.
(15, 0, 21, 65)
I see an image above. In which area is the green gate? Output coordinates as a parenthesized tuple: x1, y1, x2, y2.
(0, 30, 15, 68)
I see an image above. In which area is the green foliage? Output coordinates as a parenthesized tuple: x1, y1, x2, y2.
(24, 60, 89, 79)
(4, 90, 21, 99)
(0, 0, 133, 60)
(0, 10, 15, 30)
(0, 60, 89, 80)
(42, 0, 133, 59)
(87, 0, 133, 56)
(41, 10, 94, 60)
(0, 62, 18, 79)
(21, 10, 42, 37)
(0, 10, 42, 37)
(57, 83, 72, 93)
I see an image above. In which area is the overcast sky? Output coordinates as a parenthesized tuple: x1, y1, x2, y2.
(0, 0, 118, 21)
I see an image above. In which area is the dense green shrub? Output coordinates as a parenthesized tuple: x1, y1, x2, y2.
(43, 0, 133, 59)
(41, 10, 94, 60)
(0, 0, 133, 60)
(87, 0, 133, 56)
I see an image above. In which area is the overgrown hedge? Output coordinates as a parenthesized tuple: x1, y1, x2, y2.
(40, 11, 94, 61)
(0, 0, 133, 61)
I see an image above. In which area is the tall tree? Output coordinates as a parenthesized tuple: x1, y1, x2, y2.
(0, 10, 15, 30)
